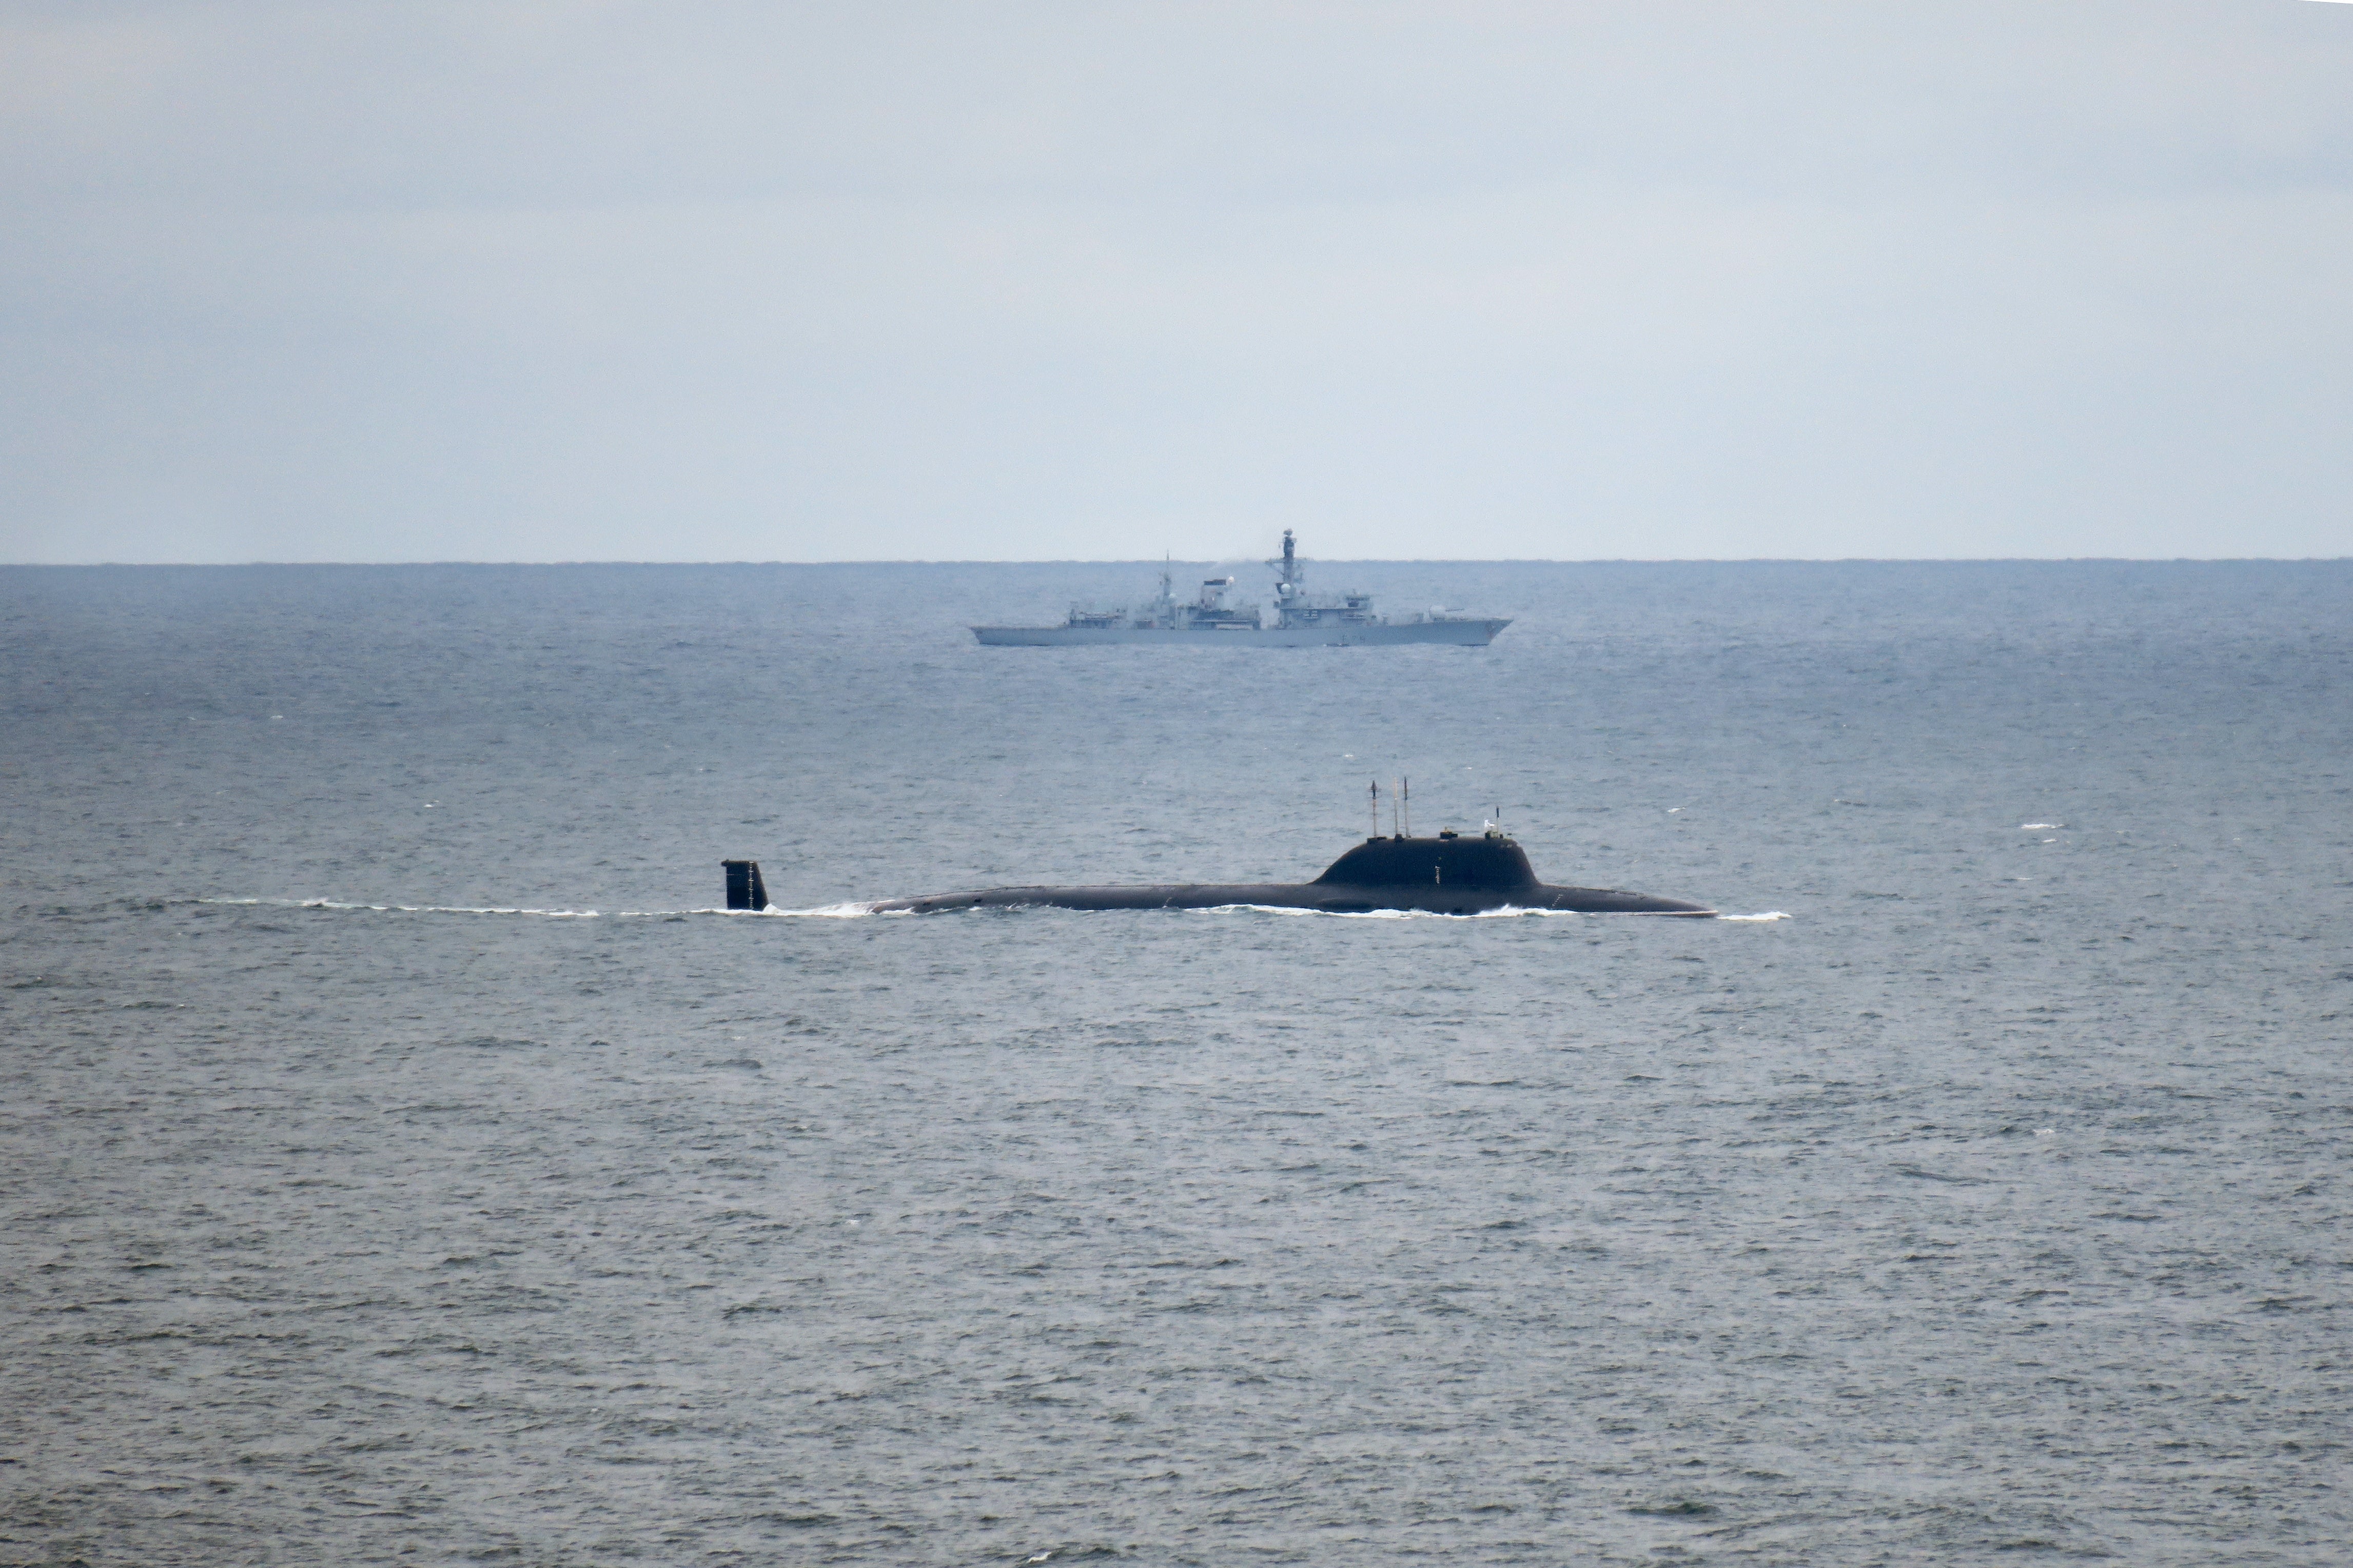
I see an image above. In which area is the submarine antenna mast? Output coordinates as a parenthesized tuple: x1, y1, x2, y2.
(1403, 777, 1411, 839)
(1369, 779, 1380, 840)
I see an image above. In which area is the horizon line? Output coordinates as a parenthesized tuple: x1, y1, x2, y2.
(6, 555, 2349, 569)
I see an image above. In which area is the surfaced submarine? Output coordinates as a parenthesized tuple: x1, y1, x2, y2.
(724, 828, 1714, 917)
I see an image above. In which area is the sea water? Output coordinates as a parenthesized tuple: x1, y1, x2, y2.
(3, 560, 2349, 1565)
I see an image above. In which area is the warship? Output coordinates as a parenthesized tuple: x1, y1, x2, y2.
(971, 531, 1511, 647)
(724, 787, 1712, 917)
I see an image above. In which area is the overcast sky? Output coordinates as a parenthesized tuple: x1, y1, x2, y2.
(3, 1, 2349, 563)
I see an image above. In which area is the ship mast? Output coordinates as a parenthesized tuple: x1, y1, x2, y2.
(1268, 529, 1303, 624)
(1268, 530, 1302, 590)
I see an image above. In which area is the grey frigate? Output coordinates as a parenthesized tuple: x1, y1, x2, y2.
(972, 531, 1511, 647)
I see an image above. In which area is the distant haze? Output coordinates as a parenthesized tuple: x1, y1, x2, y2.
(3, 1, 2349, 563)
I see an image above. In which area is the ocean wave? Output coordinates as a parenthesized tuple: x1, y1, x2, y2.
(194, 896, 906, 921)
(199, 897, 609, 918)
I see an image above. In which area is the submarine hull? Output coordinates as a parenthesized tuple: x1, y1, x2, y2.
(737, 832, 1716, 918)
(873, 883, 1713, 917)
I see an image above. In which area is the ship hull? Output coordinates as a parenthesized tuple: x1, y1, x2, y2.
(972, 619, 1509, 647)
(873, 883, 1713, 916)
(731, 832, 1714, 917)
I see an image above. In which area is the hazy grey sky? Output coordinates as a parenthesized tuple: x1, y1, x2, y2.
(4, 1, 2349, 562)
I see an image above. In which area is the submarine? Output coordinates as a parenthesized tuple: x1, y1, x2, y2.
(723, 827, 1714, 917)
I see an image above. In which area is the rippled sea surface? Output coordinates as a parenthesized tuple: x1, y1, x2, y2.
(5, 561, 2351, 1566)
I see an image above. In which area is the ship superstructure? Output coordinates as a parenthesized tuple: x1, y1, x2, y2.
(972, 531, 1509, 647)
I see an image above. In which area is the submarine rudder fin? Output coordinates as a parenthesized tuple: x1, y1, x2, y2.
(722, 859, 769, 911)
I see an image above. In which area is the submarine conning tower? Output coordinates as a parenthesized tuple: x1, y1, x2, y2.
(1313, 832, 1540, 891)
